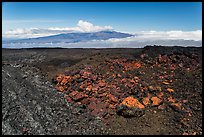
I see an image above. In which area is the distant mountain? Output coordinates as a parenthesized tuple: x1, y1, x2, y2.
(3, 31, 133, 44)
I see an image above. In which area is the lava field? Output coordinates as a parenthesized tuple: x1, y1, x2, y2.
(2, 46, 202, 135)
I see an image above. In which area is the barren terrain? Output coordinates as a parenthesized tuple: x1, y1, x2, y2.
(2, 46, 202, 135)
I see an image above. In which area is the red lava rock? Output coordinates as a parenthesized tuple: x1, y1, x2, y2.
(142, 93, 151, 106)
(98, 80, 106, 87)
(121, 96, 145, 109)
(81, 71, 92, 79)
(108, 94, 118, 103)
(80, 98, 90, 105)
(56, 74, 65, 83)
(69, 91, 88, 101)
(170, 102, 182, 110)
(79, 83, 87, 89)
(117, 74, 122, 78)
(86, 85, 93, 91)
(142, 97, 150, 106)
(73, 74, 80, 79)
(158, 54, 168, 63)
(168, 96, 176, 103)
(167, 88, 174, 93)
(109, 104, 116, 109)
(55, 85, 65, 92)
(158, 104, 166, 110)
(157, 92, 164, 99)
(66, 97, 73, 103)
(170, 64, 176, 70)
(151, 97, 162, 106)
(53, 54, 200, 123)
(162, 81, 170, 85)
(182, 132, 189, 135)
(182, 100, 188, 103)
(148, 85, 156, 92)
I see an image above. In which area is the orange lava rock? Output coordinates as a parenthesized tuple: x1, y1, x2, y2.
(108, 94, 118, 103)
(110, 66, 114, 70)
(56, 85, 65, 92)
(109, 104, 116, 109)
(86, 85, 93, 91)
(121, 78, 127, 83)
(92, 86, 98, 92)
(117, 74, 122, 78)
(158, 104, 165, 110)
(151, 97, 162, 106)
(69, 91, 88, 101)
(60, 76, 71, 85)
(112, 74, 116, 78)
(134, 76, 140, 80)
(167, 88, 174, 93)
(121, 96, 145, 109)
(80, 83, 86, 89)
(162, 81, 170, 85)
(168, 96, 176, 103)
(182, 100, 188, 103)
(73, 74, 80, 79)
(156, 86, 162, 92)
(98, 80, 106, 87)
(157, 92, 164, 99)
(56, 74, 65, 83)
(148, 85, 157, 92)
(129, 79, 136, 84)
(133, 62, 142, 68)
(142, 97, 150, 106)
(171, 102, 182, 109)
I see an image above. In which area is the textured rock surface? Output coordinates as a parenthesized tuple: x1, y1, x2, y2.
(2, 46, 202, 135)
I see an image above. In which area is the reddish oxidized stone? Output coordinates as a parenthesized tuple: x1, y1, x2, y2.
(69, 91, 88, 101)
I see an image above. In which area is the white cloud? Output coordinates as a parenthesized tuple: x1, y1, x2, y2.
(77, 20, 112, 32)
(2, 19, 202, 42)
(106, 30, 202, 42)
(3, 20, 113, 39)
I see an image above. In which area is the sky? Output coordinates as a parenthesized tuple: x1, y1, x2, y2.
(2, 2, 202, 40)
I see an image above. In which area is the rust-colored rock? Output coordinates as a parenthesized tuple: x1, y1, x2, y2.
(56, 74, 65, 83)
(158, 104, 165, 110)
(108, 94, 118, 103)
(98, 80, 106, 87)
(168, 96, 176, 103)
(167, 88, 174, 93)
(142, 93, 151, 106)
(142, 97, 150, 106)
(171, 102, 182, 110)
(151, 96, 162, 106)
(109, 104, 116, 109)
(61, 75, 71, 85)
(121, 96, 145, 109)
(156, 86, 162, 92)
(157, 92, 164, 99)
(69, 91, 88, 101)
(86, 85, 93, 91)
(162, 81, 170, 85)
(55, 85, 65, 92)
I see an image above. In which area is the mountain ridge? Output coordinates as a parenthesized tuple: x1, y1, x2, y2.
(3, 30, 133, 44)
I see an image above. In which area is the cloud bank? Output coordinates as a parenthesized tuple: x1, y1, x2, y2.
(2, 20, 202, 42)
(3, 20, 113, 39)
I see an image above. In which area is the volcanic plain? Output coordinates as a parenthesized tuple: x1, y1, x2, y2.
(2, 46, 202, 135)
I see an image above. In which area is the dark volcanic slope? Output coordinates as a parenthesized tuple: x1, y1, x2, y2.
(2, 46, 202, 135)
(3, 31, 133, 44)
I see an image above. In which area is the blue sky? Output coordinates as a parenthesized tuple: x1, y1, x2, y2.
(2, 2, 202, 33)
